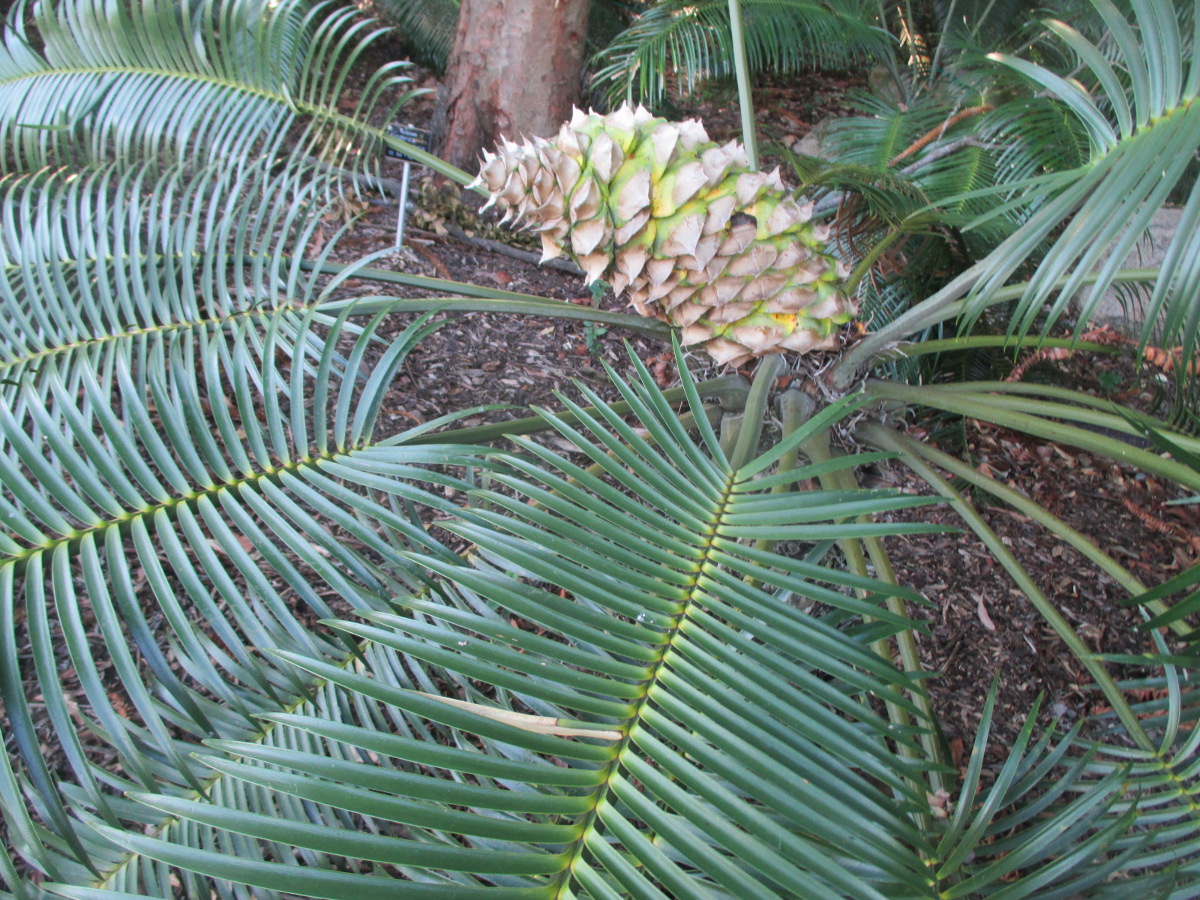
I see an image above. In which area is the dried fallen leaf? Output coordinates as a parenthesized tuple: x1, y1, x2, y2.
(949, 737, 966, 769)
(974, 592, 997, 632)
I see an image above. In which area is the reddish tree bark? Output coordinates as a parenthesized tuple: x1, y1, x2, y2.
(433, 0, 593, 171)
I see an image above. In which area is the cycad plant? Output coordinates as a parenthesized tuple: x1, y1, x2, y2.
(588, 0, 1138, 370)
(589, 0, 891, 110)
(2, 0, 1200, 897)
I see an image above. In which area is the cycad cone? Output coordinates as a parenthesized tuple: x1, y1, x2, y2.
(470, 103, 857, 367)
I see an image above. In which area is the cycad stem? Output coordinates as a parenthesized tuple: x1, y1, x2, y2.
(802, 424, 948, 817)
(747, 389, 814, 582)
(726, 0, 759, 171)
(403, 377, 747, 446)
(299, 259, 671, 337)
(881, 335, 1115, 360)
(727, 355, 784, 470)
(866, 379, 1200, 490)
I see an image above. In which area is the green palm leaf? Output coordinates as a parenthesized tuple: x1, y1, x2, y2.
(74, 349, 952, 898)
(4, 0, 1198, 896)
(0, 0, 451, 182)
(960, 0, 1200, 362)
(371, 0, 459, 71)
(947, 667, 1200, 898)
(0, 160, 345, 406)
(823, 94, 947, 170)
(0, 155, 496, 894)
(0, 126, 702, 896)
(591, 0, 889, 110)
(834, 0, 1200, 384)
(856, 388, 1200, 896)
(924, 687, 1145, 899)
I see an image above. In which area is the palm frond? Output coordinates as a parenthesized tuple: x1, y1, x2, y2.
(861, 407, 1200, 897)
(67, 349, 956, 897)
(818, 94, 1032, 348)
(1117, 420, 1200, 655)
(822, 93, 948, 170)
(928, 689, 1142, 899)
(823, 91, 1060, 245)
(590, 0, 890, 110)
(0, 0, 445, 183)
(0, 156, 496, 894)
(976, 96, 1090, 197)
(973, 670, 1200, 898)
(371, 0, 459, 71)
(960, 0, 1200, 366)
(931, 0, 1047, 45)
(835, 0, 1200, 384)
(0, 158, 348, 407)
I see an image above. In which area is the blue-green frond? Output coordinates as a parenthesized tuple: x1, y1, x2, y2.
(72, 353, 962, 898)
(0, 0, 426, 183)
(591, 0, 890, 110)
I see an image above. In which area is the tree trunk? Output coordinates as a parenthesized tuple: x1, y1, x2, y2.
(433, 0, 593, 172)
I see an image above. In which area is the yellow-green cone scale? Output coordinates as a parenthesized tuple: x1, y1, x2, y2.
(469, 104, 857, 367)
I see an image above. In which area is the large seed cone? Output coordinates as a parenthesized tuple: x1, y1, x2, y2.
(469, 103, 857, 367)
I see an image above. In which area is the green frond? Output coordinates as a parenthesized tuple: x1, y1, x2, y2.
(822, 94, 948, 170)
(371, 0, 459, 71)
(0, 150, 509, 892)
(856, 276, 950, 375)
(860, 399, 1200, 897)
(927, 689, 1148, 898)
(3, 0, 1199, 896)
(931, 0, 1064, 46)
(818, 94, 1037, 348)
(0, 0, 443, 183)
(960, 676, 1200, 898)
(0, 157, 361, 411)
(0, 298, 490, 890)
(823, 93, 1044, 246)
(590, 0, 890, 110)
(977, 97, 1090, 193)
(960, 0, 1200, 366)
(1119, 420, 1200, 656)
(65, 350, 956, 898)
(916, 143, 1016, 256)
(863, 376, 1200, 895)
(838, 0, 1200, 383)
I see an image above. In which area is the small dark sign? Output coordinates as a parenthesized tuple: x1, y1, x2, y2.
(385, 125, 432, 163)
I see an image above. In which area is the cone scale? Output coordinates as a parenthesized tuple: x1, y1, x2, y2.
(469, 104, 857, 367)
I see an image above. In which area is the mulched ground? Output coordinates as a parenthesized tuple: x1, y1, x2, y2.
(881, 417, 1197, 766)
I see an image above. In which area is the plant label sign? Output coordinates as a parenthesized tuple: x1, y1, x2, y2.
(385, 125, 432, 163)
(384, 125, 432, 249)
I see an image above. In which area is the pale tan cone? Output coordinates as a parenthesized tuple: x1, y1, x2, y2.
(470, 104, 857, 367)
